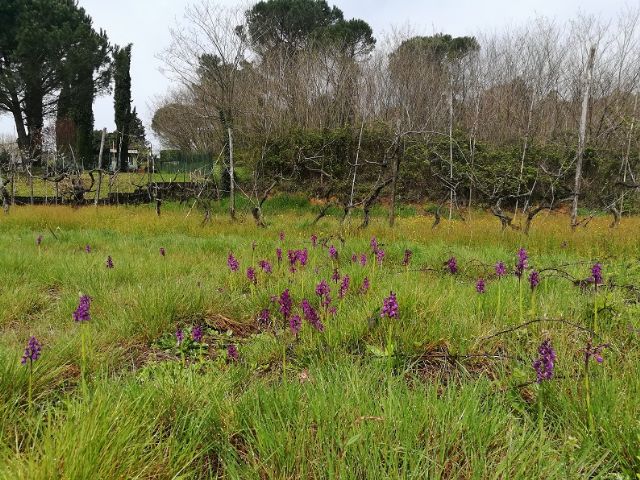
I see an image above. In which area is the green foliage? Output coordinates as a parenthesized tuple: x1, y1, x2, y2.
(246, 0, 375, 57)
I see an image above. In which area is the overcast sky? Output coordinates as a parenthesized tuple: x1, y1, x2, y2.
(0, 0, 632, 147)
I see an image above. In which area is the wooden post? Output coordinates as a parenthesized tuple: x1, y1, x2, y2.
(95, 128, 106, 206)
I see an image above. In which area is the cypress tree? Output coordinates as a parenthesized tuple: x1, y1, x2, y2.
(113, 44, 132, 171)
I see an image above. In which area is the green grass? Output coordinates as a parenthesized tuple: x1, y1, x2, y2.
(0, 205, 639, 479)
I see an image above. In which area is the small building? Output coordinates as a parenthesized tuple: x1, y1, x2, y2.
(109, 145, 139, 171)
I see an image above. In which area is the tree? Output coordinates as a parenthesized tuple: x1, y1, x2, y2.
(113, 44, 132, 172)
(0, 0, 109, 160)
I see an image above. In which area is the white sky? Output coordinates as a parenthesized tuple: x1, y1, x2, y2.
(0, 0, 632, 148)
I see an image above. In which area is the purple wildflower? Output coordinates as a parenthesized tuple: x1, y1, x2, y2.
(532, 339, 556, 383)
(529, 270, 540, 290)
(276, 248, 282, 264)
(106, 256, 114, 269)
(279, 231, 285, 242)
(476, 278, 486, 294)
(160, 247, 166, 257)
(289, 314, 302, 335)
(329, 245, 338, 260)
(311, 234, 318, 247)
(279, 289, 292, 320)
(73, 295, 91, 322)
(590, 263, 603, 286)
(301, 299, 324, 331)
(402, 249, 412, 267)
(376, 249, 385, 266)
(258, 259, 272, 274)
(331, 268, 341, 283)
(515, 248, 528, 279)
(370, 237, 378, 253)
(227, 253, 239, 272)
(85, 245, 91, 253)
(381, 291, 399, 318)
(351, 253, 358, 263)
(584, 340, 609, 364)
(246, 267, 257, 285)
(257, 308, 271, 329)
(495, 261, 507, 278)
(360, 277, 370, 294)
(446, 256, 458, 274)
(339, 274, 350, 299)
(297, 249, 308, 267)
(316, 280, 331, 306)
(360, 254, 367, 267)
(328, 306, 337, 316)
(192, 325, 203, 343)
(176, 329, 184, 345)
(227, 344, 239, 362)
(21, 336, 41, 365)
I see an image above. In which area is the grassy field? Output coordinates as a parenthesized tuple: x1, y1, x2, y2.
(0, 204, 639, 479)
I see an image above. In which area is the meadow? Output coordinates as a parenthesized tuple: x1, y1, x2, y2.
(0, 202, 639, 479)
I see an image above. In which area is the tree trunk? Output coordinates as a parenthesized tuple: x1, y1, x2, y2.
(448, 72, 454, 220)
(571, 46, 596, 229)
(228, 126, 235, 219)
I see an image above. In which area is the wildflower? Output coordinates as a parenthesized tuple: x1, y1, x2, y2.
(176, 329, 184, 346)
(159, 247, 166, 257)
(584, 340, 609, 364)
(36, 235, 43, 246)
(339, 275, 350, 299)
(402, 249, 412, 267)
(192, 325, 203, 343)
(106, 256, 114, 269)
(259, 259, 272, 274)
(532, 339, 556, 383)
(276, 248, 282, 264)
(288, 249, 298, 268)
(495, 261, 507, 278)
(21, 336, 41, 365)
(316, 280, 331, 306)
(360, 277, 370, 294)
(301, 299, 324, 331)
(331, 268, 341, 283)
(279, 289, 292, 320)
(311, 234, 318, 247)
(257, 308, 271, 328)
(289, 314, 302, 335)
(85, 244, 91, 253)
(446, 256, 458, 274)
(351, 253, 358, 263)
(370, 237, 378, 253)
(529, 270, 540, 290)
(590, 263, 603, 285)
(476, 278, 486, 294)
(328, 306, 337, 316)
(297, 249, 308, 267)
(360, 253, 367, 266)
(381, 291, 399, 318)
(515, 248, 528, 279)
(227, 253, 239, 272)
(279, 231, 285, 242)
(376, 249, 385, 266)
(227, 344, 239, 362)
(246, 267, 257, 285)
(329, 245, 338, 260)
(73, 295, 91, 322)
